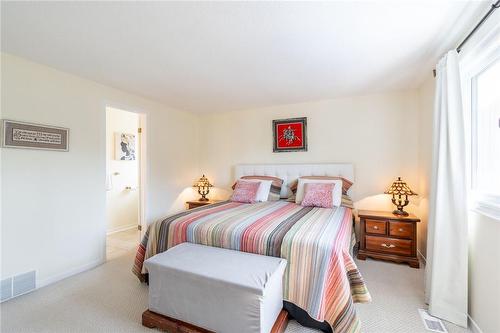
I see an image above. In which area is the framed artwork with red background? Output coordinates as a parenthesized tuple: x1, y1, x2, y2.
(272, 117, 307, 152)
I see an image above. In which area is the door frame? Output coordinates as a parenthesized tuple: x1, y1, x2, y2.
(104, 103, 148, 245)
(137, 112, 147, 239)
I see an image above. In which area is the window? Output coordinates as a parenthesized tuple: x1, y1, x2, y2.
(472, 59, 500, 196)
(463, 41, 500, 219)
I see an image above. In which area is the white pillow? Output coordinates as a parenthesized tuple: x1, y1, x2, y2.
(295, 178, 343, 207)
(238, 179, 273, 202)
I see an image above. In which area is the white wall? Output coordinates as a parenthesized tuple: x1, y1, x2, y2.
(199, 92, 421, 215)
(468, 213, 500, 333)
(106, 108, 139, 234)
(1, 53, 199, 287)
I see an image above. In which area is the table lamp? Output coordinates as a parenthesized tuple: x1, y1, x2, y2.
(384, 177, 417, 216)
(193, 174, 213, 201)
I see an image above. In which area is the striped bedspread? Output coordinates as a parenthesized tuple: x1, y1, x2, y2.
(133, 201, 371, 333)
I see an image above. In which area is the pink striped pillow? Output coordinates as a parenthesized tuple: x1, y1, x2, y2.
(301, 183, 335, 208)
(232, 176, 283, 201)
(230, 180, 261, 203)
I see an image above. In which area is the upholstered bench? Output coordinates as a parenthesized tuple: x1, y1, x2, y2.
(142, 242, 289, 333)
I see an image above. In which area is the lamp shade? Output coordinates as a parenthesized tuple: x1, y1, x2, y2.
(384, 177, 417, 196)
(193, 174, 213, 189)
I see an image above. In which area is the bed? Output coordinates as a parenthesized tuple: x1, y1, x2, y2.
(133, 164, 371, 333)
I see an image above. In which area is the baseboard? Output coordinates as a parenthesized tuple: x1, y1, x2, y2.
(106, 224, 137, 235)
(417, 249, 427, 266)
(468, 315, 483, 333)
(37, 257, 104, 289)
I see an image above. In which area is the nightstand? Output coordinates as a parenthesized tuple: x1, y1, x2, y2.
(186, 200, 220, 210)
(357, 210, 420, 268)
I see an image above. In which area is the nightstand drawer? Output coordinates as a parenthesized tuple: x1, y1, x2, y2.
(365, 219, 387, 235)
(365, 236, 412, 256)
(389, 221, 413, 238)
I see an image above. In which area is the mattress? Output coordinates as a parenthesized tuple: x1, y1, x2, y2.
(133, 200, 371, 333)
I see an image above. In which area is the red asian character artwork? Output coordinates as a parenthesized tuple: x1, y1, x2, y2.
(272, 117, 307, 152)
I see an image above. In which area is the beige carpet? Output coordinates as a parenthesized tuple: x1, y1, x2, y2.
(0, 250, 469, 333)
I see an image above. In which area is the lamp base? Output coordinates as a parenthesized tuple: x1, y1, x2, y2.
(198, 197, 209, 202)
(392, 209, 409, 216)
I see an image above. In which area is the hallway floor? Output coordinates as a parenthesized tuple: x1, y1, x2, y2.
(106, 228, 140, 260)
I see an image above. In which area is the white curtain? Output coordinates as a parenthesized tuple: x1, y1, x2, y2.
(425, 50, 468, 327)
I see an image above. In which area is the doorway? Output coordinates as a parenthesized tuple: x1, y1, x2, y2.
(105, 106, 145, 260)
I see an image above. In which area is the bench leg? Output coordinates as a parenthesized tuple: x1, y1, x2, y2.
(271, 310, 289, 333)
(143, 309, 213, 333)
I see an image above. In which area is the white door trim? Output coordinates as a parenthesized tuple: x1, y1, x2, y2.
(103, 101, 148, 247)
(138, 113, 147, 240)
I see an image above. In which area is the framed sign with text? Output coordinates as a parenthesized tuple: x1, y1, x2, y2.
(2, 120, 69, 151)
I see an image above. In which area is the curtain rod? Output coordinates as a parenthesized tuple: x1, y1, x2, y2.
(433, 0, 500, 77)
(456, 0, 500, 53)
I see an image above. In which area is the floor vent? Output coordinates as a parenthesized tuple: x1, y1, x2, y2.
(13, 271, 36, 297)
(1, 277, 13, 302)
(419, 309, 448, 333)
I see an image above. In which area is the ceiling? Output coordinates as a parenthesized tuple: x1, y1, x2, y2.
(0, 1, 490, 113)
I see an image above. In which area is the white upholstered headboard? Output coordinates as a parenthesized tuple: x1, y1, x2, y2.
(234, 163, 354, 198)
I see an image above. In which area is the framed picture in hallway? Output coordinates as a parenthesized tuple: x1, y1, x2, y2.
(272, 117, 307, 152)
(115, 132, 136, 161)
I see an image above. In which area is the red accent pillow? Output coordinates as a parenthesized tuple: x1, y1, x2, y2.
(230, 180, 261, 203)
(301, 183, 335, 208)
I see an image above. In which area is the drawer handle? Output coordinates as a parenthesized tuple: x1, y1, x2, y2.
(373, 226, 379, 230)
(381, 243, 396, 248)
(398, 228, 404, 232)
